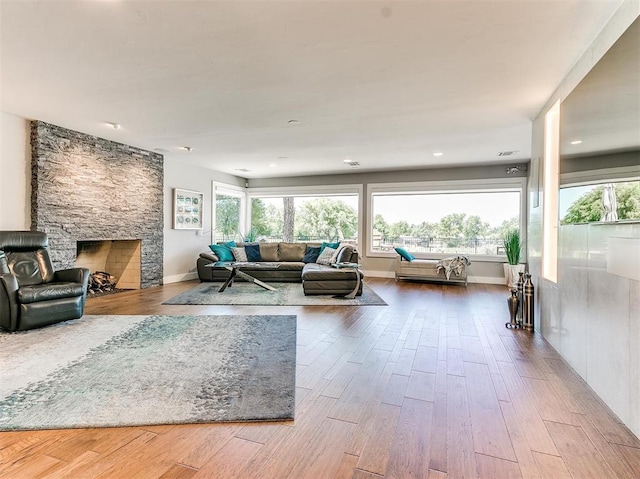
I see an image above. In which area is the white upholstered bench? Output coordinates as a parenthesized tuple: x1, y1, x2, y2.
(394, 256, 469, 286)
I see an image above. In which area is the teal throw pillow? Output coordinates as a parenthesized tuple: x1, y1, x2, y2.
(320, 241, 340, 253)
(394, 246, 415, 262)
(209, 241, 237, 262)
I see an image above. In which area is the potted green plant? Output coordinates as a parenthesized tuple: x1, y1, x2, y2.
(502, 229, 525, 288)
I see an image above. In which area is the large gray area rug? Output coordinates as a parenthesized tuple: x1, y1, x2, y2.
(164, 281, 387, 306)
(0, 314, 296, 431)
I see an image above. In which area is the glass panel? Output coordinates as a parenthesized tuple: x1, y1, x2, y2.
(215, 194, 241, 242)
(560, 180, 640, 224)
(250, 195, 358, 244)
(371, 191, 521, 256)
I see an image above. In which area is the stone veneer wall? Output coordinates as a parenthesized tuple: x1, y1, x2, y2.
(31, 121, 163, 288)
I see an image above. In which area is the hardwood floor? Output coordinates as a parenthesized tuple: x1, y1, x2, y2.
(1, 279, 639, 478)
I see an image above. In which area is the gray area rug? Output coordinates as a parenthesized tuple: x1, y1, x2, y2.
(0, 314, 296, 431)
(163, 281, 387, 306)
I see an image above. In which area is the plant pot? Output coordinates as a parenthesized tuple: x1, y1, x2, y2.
(503, 263, 525, 288)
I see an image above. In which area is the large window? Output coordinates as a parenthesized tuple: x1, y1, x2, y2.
(248, 185, 362, 246)
(369, 179, 525, 259)
(213, 183, 246, 243)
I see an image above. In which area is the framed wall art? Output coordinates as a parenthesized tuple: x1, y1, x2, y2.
(173, 188, 204, 230)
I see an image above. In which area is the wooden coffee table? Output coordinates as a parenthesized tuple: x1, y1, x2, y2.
(206, 262, 279, 292)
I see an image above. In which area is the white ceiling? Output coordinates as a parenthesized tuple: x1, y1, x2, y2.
(0, 0, 624, 179)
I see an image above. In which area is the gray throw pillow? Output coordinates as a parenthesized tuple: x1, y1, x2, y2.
(316, 246, 337, 265)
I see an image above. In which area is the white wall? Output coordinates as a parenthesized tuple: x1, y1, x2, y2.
(0, 112, 30, 229)
(529, 0, 640, 437)
(163, 157, 244, 283)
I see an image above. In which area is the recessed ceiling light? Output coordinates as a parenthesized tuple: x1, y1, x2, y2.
(107, 122, 121, 130)
(269, 163, 277, 168)
(343, 158, 353, 163)
(570, 140, 583, 145)
(433, 152, 444, 157)
(180, 146, 193, 152)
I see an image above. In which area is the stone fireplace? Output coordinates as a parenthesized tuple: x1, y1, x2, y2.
(30, 121, 164, 288)
(76, 240, 141, 290)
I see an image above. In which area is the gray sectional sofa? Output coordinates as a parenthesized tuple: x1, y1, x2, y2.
(197, 241, 363, 296)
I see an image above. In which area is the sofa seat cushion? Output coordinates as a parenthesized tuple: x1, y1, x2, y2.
(18, 282, 85, 304)
(302, 263, 359, 281)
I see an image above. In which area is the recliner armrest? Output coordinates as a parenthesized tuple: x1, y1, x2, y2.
(0, 273, 19, 332)
(54, 267, 90, 286)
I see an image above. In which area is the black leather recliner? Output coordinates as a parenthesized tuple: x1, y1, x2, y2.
(0, 231, 90, 332)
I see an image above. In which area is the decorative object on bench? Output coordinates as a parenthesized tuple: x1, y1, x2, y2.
(394, 250, 470, 286)
(502, 228, 524, 288)
(0, 231, 90, 332)
(197, 241, 364, 297)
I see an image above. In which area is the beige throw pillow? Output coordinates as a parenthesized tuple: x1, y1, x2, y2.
(316, 246, 337, 265)
(231, 247, 248, 262)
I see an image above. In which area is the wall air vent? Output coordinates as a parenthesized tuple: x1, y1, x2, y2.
(498, 151, 518, 156)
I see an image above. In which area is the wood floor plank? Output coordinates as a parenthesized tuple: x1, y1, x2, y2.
(460, 334, 486, 364)
(475, 453, 522, 479)
(157, 463, 198, 479)
(356, 403, 402, 475)
(464, 362, 517, 462)
(574, 413, 639, 479)
(332, 453, 359, 479)
(610, 443, 640, 475)
(445, 348, 464, 377)
(404, 370, 436, 402)
(446, 374, 477, 479)
(530, 452, 572, 479)
(381, 373, 410, 407)
(192, 436, 262, 478)
(544, 421, 613, 479)
(286, 418, 355, 479)
(497, 361, 559, 456)
(0, 453, 62, 479)
(520, 377, 581, 426)
(384, 398, 434, 479)
(499, 401, 543, 479)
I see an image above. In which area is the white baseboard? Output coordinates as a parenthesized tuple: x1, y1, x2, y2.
(163, 272, 198, 284)
(363, 270, 504, 285)
(362, 270, 395, 279)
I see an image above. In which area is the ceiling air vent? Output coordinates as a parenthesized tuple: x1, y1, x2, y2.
(235, 168, 251, 173)
(347, 161, 360, 168)
(498, 151, 518, 156)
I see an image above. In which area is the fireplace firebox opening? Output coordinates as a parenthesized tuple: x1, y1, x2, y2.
(76, 240, 141, 294)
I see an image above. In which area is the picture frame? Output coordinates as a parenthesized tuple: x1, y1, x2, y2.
(173, 188, 204, 230)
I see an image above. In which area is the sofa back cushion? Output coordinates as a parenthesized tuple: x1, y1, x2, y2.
(259, 243, 279, 262)
(278, 242, 307, 262)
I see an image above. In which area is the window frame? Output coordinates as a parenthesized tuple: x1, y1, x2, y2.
(212, 182, 247, 243)
(246, 184, 363, 249)
(367, 177, 527, 262)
